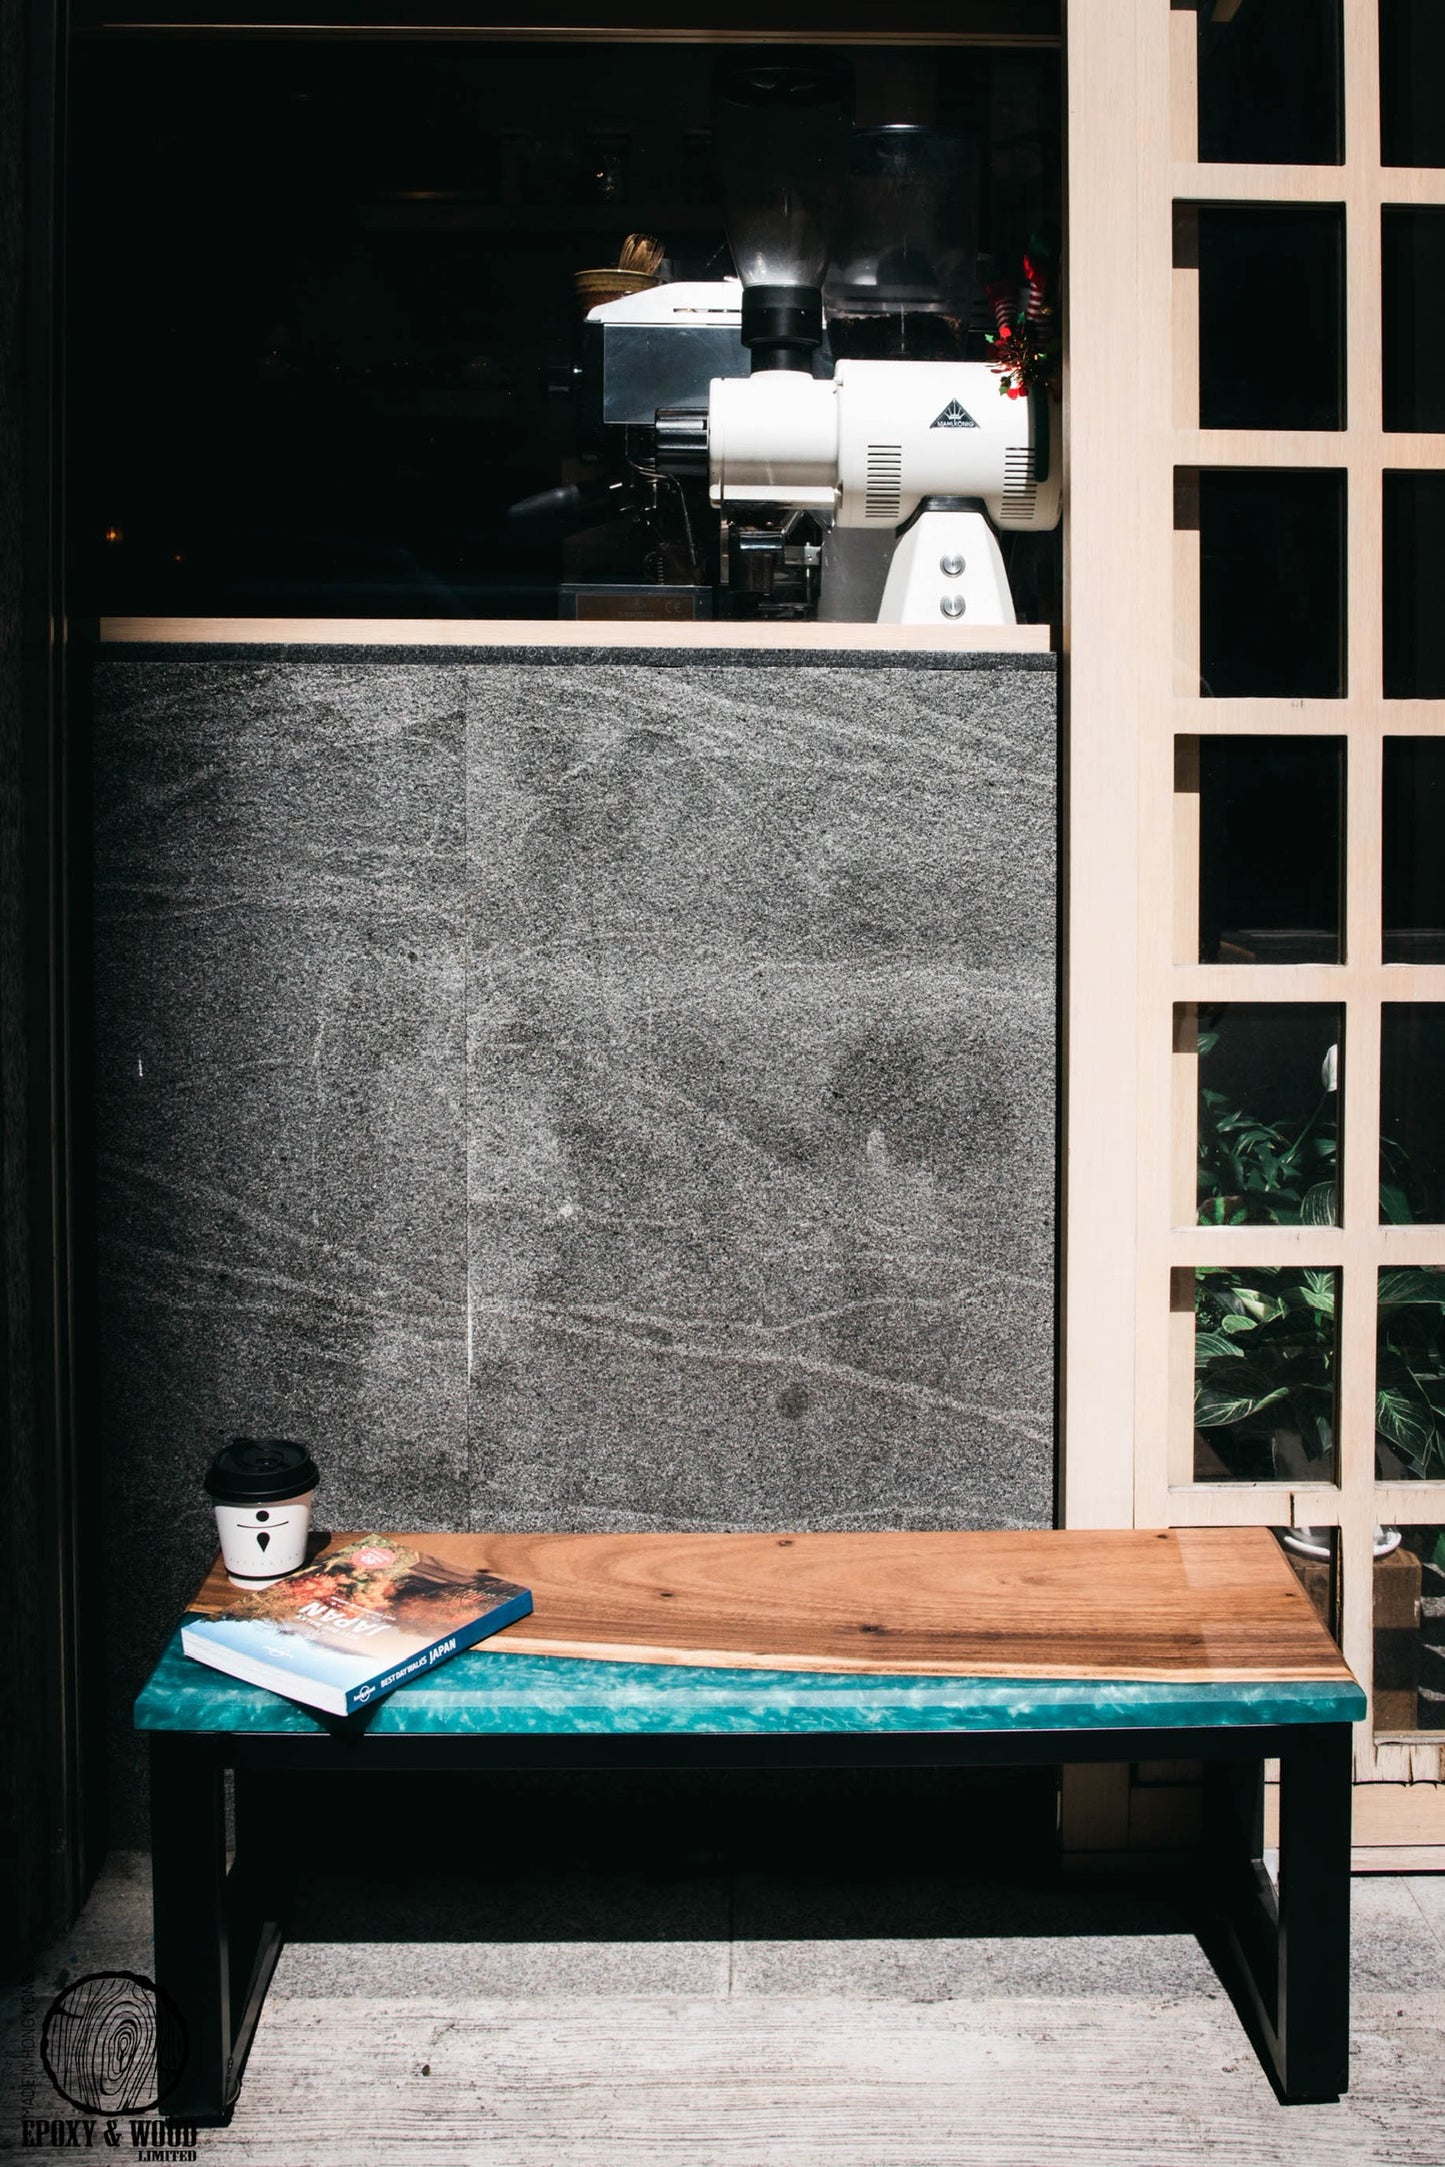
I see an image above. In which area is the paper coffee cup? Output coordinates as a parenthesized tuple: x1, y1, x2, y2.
(204, 1438, 320, 1588)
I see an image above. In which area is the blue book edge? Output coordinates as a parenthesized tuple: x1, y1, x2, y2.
(341, 1589, 534, 1715)
(180, 1587, 535, 1718)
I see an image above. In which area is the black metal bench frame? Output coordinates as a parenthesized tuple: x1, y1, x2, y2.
(148, 1714, 1352, 2122)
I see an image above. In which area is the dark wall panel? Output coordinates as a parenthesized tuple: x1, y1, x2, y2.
(466, 661, 1057, 1534)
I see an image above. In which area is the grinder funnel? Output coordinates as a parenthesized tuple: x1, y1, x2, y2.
(825, 124, 981, 361)
(712, 53, 853, 369)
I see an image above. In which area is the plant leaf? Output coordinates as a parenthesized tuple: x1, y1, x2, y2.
(1299, 1269, 1337, 1315)
(1299, 1181, 1338, 1226)
(1379, 1268, 1445, 1310)
(1194, 1330, 1244, 1361)
(1376, 1385, 1436, 1470)
(1195, 1378, 1287, 1427)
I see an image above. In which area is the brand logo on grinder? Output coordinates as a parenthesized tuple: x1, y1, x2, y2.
(931, 399, 977, 429)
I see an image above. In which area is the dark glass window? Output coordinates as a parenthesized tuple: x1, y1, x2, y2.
(1198, 207, 1343, 430)
(1377, 1275, 1445, 1480)
(1197, 0, 1342, 166)
(1197, 470, 1345, 699)
(1383, 473, 1445, 698)
(1383, 211, 1445, 433)
(1193, 1003, 1342, 1227)
(1276, 1526, 1340, 1643)
(1374, 1532, 1423, 1726)
(1380, 1006, 1445, 1224)
(1373, 1527, 1445, 1728)
(1198, 737, 1343, 963)
(66, 37, 1063, 623)
(1383, 739, 1445, 961)
(1380, 0, 1445, 167)
(1193, 1266, 1338, 1483)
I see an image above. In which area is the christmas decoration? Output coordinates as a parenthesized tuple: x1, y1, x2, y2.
(985, 242, 1060, 401)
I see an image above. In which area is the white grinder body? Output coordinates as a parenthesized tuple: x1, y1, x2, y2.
(707, 359, 1060, 625)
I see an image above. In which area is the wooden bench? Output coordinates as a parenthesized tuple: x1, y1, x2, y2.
(134, 1527, 1364, 2119)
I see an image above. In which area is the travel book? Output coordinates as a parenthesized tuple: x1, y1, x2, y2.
(180, 1532, 533, 1716)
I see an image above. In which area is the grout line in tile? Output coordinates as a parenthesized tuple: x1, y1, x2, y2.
(1403, 1878, 1445, 1956)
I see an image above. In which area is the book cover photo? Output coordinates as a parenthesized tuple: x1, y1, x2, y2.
(180, 1532, 534, 1716)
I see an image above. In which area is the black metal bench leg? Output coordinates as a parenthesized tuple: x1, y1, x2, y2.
(1275, 1721, 1352, 2103)
(149, 1735, 233, 2125)
(1202, 1725, 1352, 2104)
(225, 1767, 290, 2104)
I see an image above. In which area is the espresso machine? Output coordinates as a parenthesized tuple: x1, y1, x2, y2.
(569, 58, 1061, 626)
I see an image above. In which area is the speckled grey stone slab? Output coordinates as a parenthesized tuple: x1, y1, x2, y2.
(93, 659, 469, 1836)
(465, 661, 1055, 1532)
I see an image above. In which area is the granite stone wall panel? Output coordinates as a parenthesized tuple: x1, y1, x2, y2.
(93, 660, 469, 1837)
(465, 660, 1055, 1533)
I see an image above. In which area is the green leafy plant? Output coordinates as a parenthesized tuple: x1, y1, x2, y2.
(1195, 1028, 1338, 1226)
(1194, 1267, 1336, 1467)
(1194, 1034, 1445, 1480)
(1375, 1270, 1445, 1479)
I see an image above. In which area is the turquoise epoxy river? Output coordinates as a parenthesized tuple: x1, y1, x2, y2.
(135, 1626, 1366, 1737)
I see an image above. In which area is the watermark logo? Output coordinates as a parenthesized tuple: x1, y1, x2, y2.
(39, 1974, 188, 2117)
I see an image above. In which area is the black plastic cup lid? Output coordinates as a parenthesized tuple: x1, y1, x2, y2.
(204, 1437, 319, 1505)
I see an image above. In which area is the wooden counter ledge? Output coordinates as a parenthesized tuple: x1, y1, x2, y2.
(97, 615, 1055, 652)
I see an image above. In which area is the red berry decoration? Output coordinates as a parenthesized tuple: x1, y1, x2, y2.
(984, 246, 1060, 401)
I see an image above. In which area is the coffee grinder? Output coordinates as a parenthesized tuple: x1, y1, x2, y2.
(567, 56, 1061, 625)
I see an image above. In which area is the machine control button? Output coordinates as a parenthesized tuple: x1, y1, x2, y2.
(940, 593, 966, 618)
(939, 553, 966, 577)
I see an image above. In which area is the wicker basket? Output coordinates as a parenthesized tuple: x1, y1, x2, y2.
(573, 266, 660, 315)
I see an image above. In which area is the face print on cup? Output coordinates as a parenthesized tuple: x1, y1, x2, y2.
(212, 1494, 314, 1583)
(233, 1507, 290, 1556)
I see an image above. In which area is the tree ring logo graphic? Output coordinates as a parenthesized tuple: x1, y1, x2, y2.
(40, 1971, 189, 2115)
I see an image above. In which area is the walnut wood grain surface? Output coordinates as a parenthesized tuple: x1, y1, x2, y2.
(191, 1528, 1353, 1683)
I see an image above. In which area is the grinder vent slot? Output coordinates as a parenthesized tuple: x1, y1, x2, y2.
(864, 444, 904, 523)
(1002, 445, 1037, 518)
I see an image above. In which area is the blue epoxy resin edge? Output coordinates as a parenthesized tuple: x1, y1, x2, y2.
(135, 1629, 1367, 1737)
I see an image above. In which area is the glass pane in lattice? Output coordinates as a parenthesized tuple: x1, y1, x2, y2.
(1383, 739, 1445, 961)
(1384, 473, 1445, 697)
(1198, 738, 1343, 964)
(1377, 1271, 1445, 1481)
(1372, 1528, 1445, 1732)
(1194, 1003, 1342, 1226)
(1380, 0, 1445, 168)
(1198, 470, 1345, 699)
(1275, 1526, 1340, 1643)
(1193, 1265, 1339, 1484)
(1198, 207, 1343, 430)
(1197, 0, 1343, 166)
(1383, 210, 1445, 432)
(1380, 1006, 1445, 1224)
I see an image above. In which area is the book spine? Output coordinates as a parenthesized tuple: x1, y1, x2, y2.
(343, 1590, 535, 1716)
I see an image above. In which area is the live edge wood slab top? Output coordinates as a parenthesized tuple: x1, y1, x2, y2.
(183, 1527, 1352, 1686)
